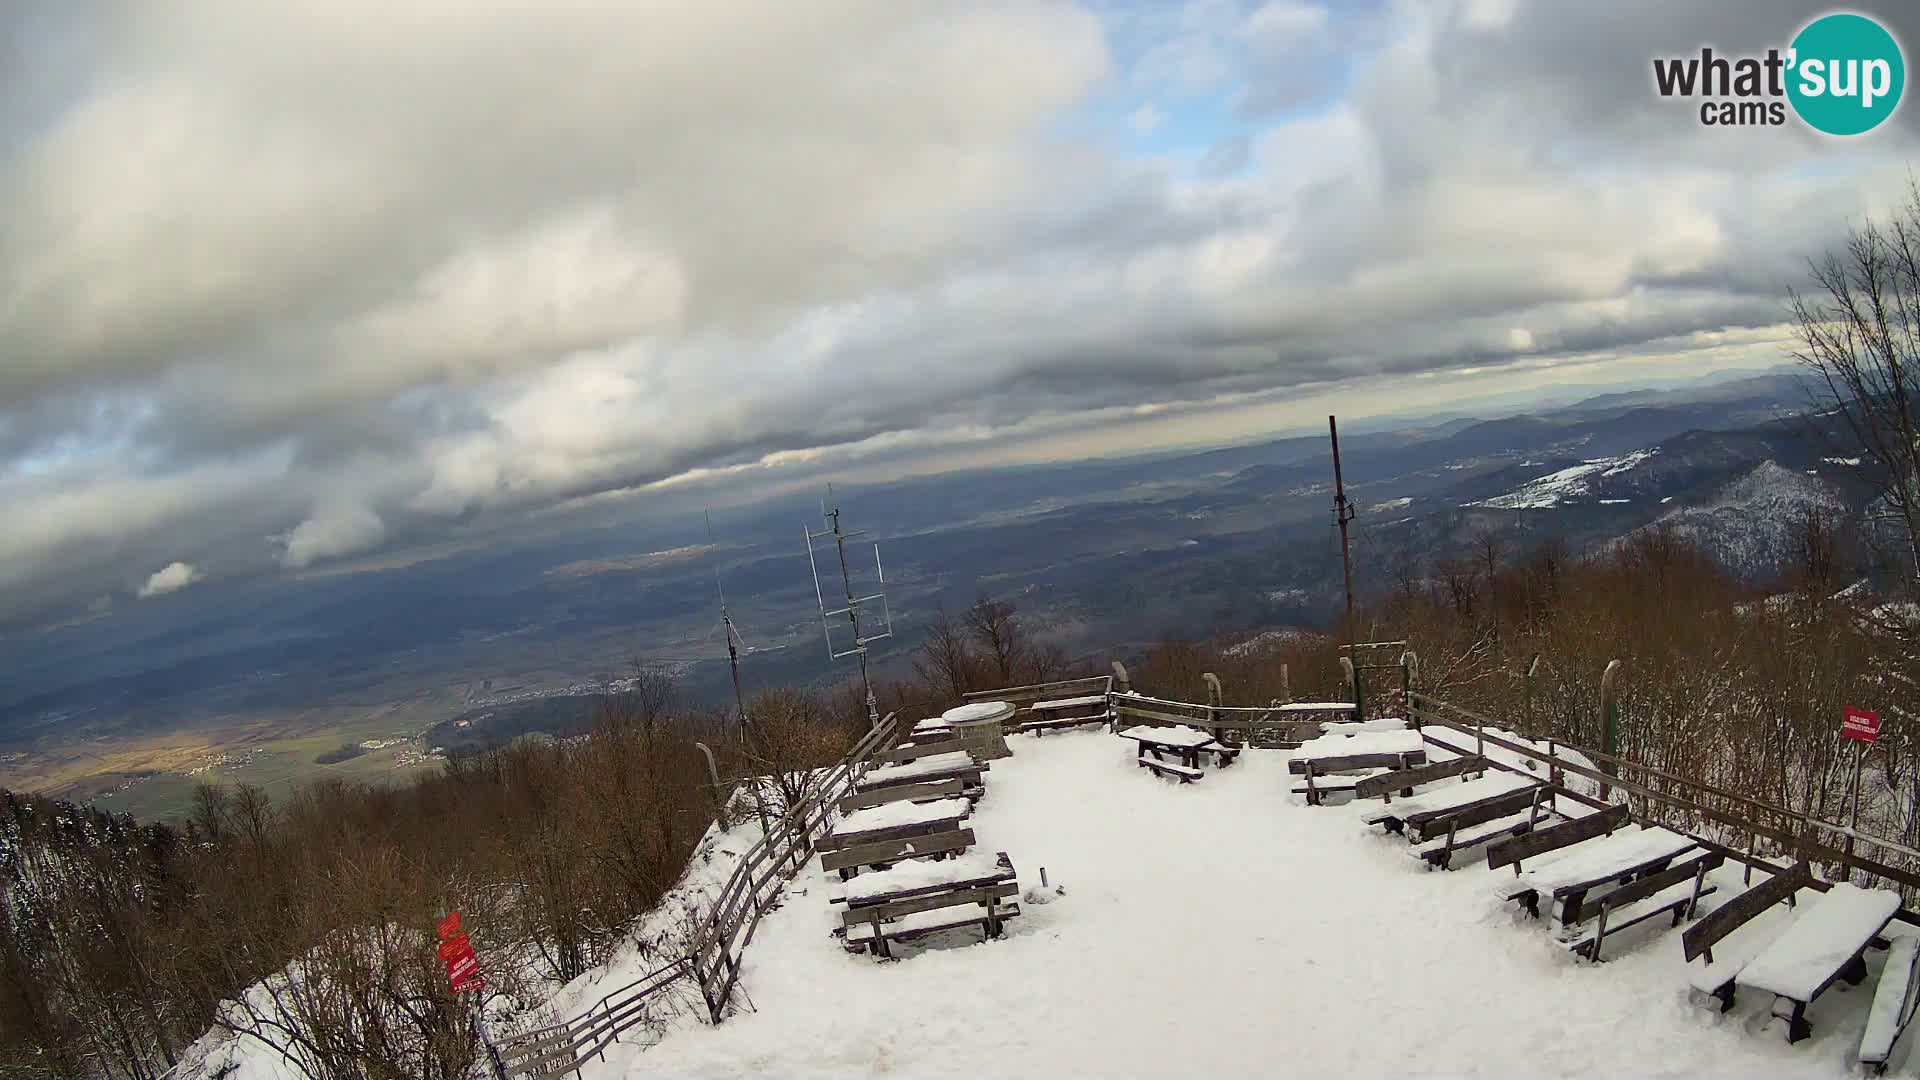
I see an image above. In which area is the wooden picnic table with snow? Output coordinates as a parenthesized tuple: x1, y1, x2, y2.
(1295, 728, 1424, 759)
(858, 752, 980, 789)
(1738, 883, 1901, 1002)
(1362, 771, 1537, 825)
(831, 797, 970, 842)
(1501, 825, 1697, 922)
(1117, 724, 1217, 749)
(842, 851, 1014, 905)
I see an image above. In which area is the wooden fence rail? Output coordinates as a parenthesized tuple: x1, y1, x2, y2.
(495, 711, 907, 1077)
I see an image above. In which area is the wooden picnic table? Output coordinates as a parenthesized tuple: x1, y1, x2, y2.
(832, 851, 1016, 909)
(1736, 883, 1901, 1043)
(1118, 724, 1220, 769)
(822, 797, 971, 852)
(1502, 825, 1697, 926)
(856, 752, 985, 793)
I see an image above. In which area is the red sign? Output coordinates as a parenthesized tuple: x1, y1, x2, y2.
(437, 911, 462, 941)
(437, 934, 472, 963)
(1843, 706, 1882, 744)
(447, 954, 479, 982)
(438, 911, 483, 994)
(451, 972, 486, 994)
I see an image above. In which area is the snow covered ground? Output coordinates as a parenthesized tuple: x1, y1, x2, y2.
(604, 728, 1913, 1079)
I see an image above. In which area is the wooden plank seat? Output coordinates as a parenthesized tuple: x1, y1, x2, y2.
(1355, 755, 1488, 802)
(1361, 771, 1539, 836)
(842, 882, 1020, 958)
(1499, 825, 1697, 927)
(879, 739, 971, 766)
(1861, 936, 1920, 1074)
(1563, 850, 1724, 962)
(1409, 804, 1557, 871)
(1487, 803, 1631, 876)
(855, 752, 986, 795)
(1287, 729, 1427, 775)
(1289, 751, 1426, 777)
(819, 828, 974, 880)
(1735, 883, 1901, 1043)
(836, 777, 966, 815)
(829, 851, 1015, 908)
(1198, 743, 1241, 768)
(1683, 861, 1812, 1014)
(819, 797, 970, 855)
(1141, 757, 1204, 783)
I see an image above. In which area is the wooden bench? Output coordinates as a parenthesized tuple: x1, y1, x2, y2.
(1487, 803, 1630, 875)
(855, 752, 986, 796)
(836, 778, 965, 815)
(1354, 755, 1487, 802)
(1500, 825, 1697, 927)
(1682, 861, 1811, 1014)
(830, 851, 1015, 908)
(819, 828, 976, 879)
(1565, 850, 1723, 962)
(1295, 756, 1415, 805)
(842, 882, 1021, 958)
(1288, 749, 1428, 776)
(1409, 802, 1554, 871)
(1861, 935, 1920, 1074)
(1736, 882, 1901, 1043)
(879, 739, 970, 766)
(1141, 757, 1204, 783)
(1361, 772, 1539, 837)
(1021, 695, 1111, 734)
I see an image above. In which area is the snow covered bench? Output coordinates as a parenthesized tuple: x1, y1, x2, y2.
(1353, 755, 1488, 802)
(1409, 804, 1556, 871)
(856, 752, 986, 796)
(1563, 849, 1722, 962)
(880, 738, 970, 766)
(1682, 861, 1811, 1013)
(1735, 882, 1901, 1043)
(1362, 771, 1540, 839)
(830, 850, 1015, 908)
(1487, 803, 1630, 875)
(819, 828, 975, 880)
(1498, 824, 1697, 926)
(1861, 935, 1920, 1074)
(842, 882, 1021, 958)
(1287, 729, 1427, 775)
(837, 777, 967, 815)
(821, 798, 971, 855)
(1022, 694, 1111, 734)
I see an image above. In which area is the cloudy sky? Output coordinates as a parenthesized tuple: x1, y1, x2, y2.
(4, 0, 1918, 623)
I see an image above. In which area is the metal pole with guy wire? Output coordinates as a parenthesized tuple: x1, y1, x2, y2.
(805, 486, 895, 728)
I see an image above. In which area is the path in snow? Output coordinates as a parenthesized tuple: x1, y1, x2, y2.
(607, 730, 1905, 1079)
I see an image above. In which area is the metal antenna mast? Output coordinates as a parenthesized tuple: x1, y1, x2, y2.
(1329, 415, 1356, 642)
(706, 510, 749, 734)
(805, 485, 895, 728)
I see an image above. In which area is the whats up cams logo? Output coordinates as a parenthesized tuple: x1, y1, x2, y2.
(1653, 11, 1905, 135)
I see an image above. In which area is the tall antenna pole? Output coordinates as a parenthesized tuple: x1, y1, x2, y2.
(706, 510, 749, 734)
(805, 486, 894, 728)
(1329, 415, 1356, 643)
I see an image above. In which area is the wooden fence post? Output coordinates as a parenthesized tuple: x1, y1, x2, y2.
(1279, 662, 1291, 704)
(1400, 650, 1418, 727)
(693, 742, 727, 821)
(1203, 672, 1224, 743)
(1340, 656, 1359, 723)
(1111, 661, 1131, 695)
(1524, 654, 1540, 739)
(1598, 659, 1623, 803)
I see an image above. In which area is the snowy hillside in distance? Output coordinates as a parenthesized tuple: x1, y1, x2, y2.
(1473, 449, 1660, 509)
(1641, 461, 1846, 578)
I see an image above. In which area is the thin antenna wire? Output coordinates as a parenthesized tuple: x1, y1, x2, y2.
(707, 510, 749, 734)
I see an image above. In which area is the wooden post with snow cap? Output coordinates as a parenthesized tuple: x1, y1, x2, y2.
(1598, 660, 1623, 803)
(1399, 651, 1418, 728)
(1524, 654, 1540, 739)
(1340, 656, 1358, 724)
(1203, 672, 1224, 743)
(1111, 660, 1131, 695)
(1279, 662, 1291, 704)
(694, 742, 726, 821)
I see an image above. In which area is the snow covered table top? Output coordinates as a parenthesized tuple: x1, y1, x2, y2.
(1737, 883, 1901, 1002)
(942, 700, 1014, 724)
(1274, 701, 1358, 712)
(860, 752, 980, 788)
(832, 797, 970, 841)
(1030, 694, 1108, 710)
(1363, 771, 1537, 824)
(1296, 728, 1424, 759)
(1505, 826, 1697, 898)
(844, 851, 1013, 904)
(1117, 724, 1216, 749)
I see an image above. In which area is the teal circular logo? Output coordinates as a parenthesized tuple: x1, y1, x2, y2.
(1787, 13, 1905, 135)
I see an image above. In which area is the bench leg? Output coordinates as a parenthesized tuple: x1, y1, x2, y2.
(1785, 1000, 1811, 1044)
(1842, 951, 1870, 986)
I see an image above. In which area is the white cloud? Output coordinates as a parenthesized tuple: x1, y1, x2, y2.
(278, 502, 388, 569)
(1130, 104, 1165, 133)
(138, 561, 200, 598)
